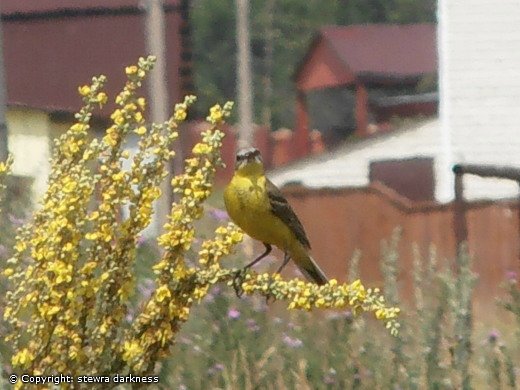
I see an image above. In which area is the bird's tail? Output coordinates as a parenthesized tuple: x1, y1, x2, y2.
(292, 245, 328, 285)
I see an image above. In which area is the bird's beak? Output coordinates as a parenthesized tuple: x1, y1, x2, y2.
(246, 153, 262, 165)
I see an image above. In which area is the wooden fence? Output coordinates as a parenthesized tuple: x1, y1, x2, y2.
(280, 182, 520, 307)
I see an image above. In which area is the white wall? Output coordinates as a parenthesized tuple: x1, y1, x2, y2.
(6, 108, 52, 204)
(440, 0, 520, 200)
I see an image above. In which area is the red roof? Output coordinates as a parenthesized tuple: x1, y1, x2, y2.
(2, 1, 180, 15)
(2, 0, 186, 116)
(296, 24, 437, 83)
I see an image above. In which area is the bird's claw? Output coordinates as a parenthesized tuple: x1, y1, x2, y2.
(232, 269, 245, 298)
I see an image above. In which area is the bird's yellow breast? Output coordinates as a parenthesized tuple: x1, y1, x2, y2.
(224, 174, 294, 250)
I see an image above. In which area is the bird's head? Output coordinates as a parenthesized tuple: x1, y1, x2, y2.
(235, 147, 264, 176)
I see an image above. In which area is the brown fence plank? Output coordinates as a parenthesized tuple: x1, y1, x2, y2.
(280, 183, 520, 306)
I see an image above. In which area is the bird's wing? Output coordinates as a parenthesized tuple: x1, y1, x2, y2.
(266, 179, 311, 249)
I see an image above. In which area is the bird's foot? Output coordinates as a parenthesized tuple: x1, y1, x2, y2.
(232, 268, 246, 298)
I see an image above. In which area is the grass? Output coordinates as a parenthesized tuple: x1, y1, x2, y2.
(154, 228, 519, 389)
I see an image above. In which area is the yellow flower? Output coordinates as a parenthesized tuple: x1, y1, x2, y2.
(137, 97, 146, 110)
(96, 92, 108, 106)
(207, 104, 223, 124)
(125, 65, 138, 75)
(63, 178, 77, 193)
(70, 123, 88, 132)
(155, 285, 171, 302)
(78, 85, 91, 96)
(135, 126, 147, 135)
(122, 340, 142, 362)
(12, 348, 33, 367)
(174, 105, 187, 121)
(112, 171, 125, 182)
(14, 241, 27, 252)
(0, 162, 6, 173)
(192, 143, 211, 155)
(85, 232, 98, 241)
(3, 268, 14, 277)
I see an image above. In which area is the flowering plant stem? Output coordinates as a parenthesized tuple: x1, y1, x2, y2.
(1, 56, 399, 383)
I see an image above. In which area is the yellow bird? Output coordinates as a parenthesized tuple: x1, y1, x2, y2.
(224, 147, 328, 285)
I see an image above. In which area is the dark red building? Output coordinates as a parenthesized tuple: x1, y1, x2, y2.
(292, 24, 437, 157)
(2, 0, 192, 117)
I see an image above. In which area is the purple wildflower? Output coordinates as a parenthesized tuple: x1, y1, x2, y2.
(287, 322, 301, 331)
(282, 333, 303, 348)
(137, 278, 155, 300)
(213, 363, 225, 371)
(125, 311, 134, 323)
(323, 368, 337, 385)
(326, 310, 352, 321)
(207, 363, 225, 376)
(227, 308, 241, 320)
(8, 214, 25, 226)
(246, 319, 260, 332)
(209, 208, 229, 221)
(253, 300, 268, 313)
(136, 235, 147, 248)
(506, 271, 518, 282)
(488, 329, 500, 343)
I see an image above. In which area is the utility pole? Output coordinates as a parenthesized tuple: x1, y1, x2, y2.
(143, 0, 172, 234)
(262, 0, 274, 130)
(0, 6, 9, 162)
(236, 0, 254, 148)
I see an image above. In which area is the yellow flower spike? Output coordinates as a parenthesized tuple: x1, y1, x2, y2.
(1, 57, 400, 380)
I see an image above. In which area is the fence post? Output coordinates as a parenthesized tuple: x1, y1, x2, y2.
(518, 181, 520, 267)
(452, 165, 468, 252)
